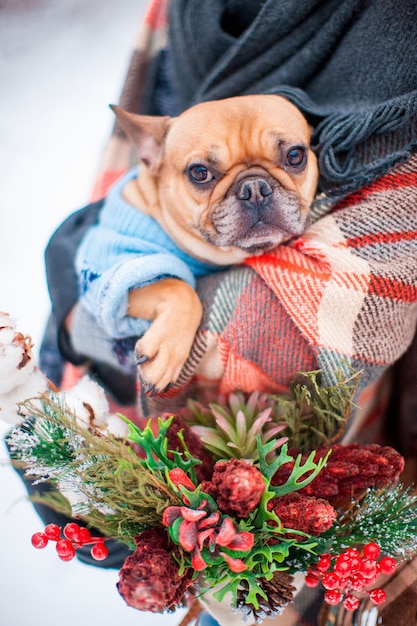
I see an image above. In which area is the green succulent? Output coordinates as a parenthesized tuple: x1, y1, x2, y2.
(186, 391, 288, 461)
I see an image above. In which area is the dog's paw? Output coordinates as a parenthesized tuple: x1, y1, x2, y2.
(134, 320, 197, 395)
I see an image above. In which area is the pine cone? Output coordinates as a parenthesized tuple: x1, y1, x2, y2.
(236, 571, 296, 623)
(166, 415, 214, 482)
(203, 458, 265, 518)
(117, 528, 193, 612)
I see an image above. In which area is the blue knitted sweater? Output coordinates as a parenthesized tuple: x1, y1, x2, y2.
(76, 167, 225, 339)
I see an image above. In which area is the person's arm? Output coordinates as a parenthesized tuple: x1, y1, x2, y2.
(44, 199, 104, 364)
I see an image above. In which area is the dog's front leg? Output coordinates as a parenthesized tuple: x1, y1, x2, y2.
(128, 278, 203, 394)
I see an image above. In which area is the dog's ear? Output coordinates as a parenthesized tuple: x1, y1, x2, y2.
(110, 105, 171, 169)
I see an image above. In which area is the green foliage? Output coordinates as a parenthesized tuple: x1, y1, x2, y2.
(271, 369, 360, 452)
(122, 415, 201, 483)
(257, 438, 331, 496)
(7, 397, 83, 479)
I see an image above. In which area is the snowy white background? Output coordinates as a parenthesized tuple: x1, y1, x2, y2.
(0, 1, 185, 624)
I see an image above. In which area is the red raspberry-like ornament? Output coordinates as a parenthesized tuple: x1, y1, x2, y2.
(206, 459, 265, 518)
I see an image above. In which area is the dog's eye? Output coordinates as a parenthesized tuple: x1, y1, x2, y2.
(285, 146, 306, 168)
(188, 165, 214, 184)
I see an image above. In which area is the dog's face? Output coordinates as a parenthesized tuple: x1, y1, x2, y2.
(112, 95, 318, 264)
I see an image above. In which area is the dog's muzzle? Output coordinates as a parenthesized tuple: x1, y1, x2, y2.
(204, 172, 308, 253)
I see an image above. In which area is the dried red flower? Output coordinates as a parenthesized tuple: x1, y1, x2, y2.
(117, 529, 193, 612)
(203, 458, 265, 518)
(270, 493, 336, 536)
(272, 444, 404, 504)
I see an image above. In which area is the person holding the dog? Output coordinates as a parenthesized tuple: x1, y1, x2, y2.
(35, 0, 417, 624)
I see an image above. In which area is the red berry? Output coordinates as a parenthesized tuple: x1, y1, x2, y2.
(338, 577, 349, 589)
(31, 532, 48, 549)
(322, 572, 341, 590)
(349, 556, 362, 573)
(335, 556, 352, 577)
(58, 552, 76, 562)
(360, 559, 379, 580)
(343, 594, 360, 611)
(324, 589, 342, 606)
(78, 527, 92, 544)
(345, 548, 360, 559)
(363, 542, 380, 561)
(379, 556, 397, 575)
(90, 542, 109, 561)
(44, 524, 61, 541)
(63, 523, 81, 543)
(56, 538, 76, 558)
(305, 573, 320, 587)
(317, 554, 332, 573)
(369, 588, 386, 605)
(350, 573, 368, 592)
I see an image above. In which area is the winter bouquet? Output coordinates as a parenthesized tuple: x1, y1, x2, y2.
(2, 312, 417, 624)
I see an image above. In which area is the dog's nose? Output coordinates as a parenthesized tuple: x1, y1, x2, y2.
(236, 178, 272, 204)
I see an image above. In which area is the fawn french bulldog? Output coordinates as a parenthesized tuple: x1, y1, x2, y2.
(97, 96, 318, 394)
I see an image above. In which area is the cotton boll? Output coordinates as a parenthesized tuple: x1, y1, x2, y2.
(0, 333, 36, 395)
(0, 368, 48, 424)
(62, 376, 111, 429)
(0, 326, 16, 345)
(0, 311, 16, 330)
(106, 414, 130, 439)
(0, 399, 25, 425)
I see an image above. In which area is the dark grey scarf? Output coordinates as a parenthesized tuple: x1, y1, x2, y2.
(168, 0, 417, 194)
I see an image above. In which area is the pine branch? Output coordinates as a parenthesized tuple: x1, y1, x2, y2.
(332, 484, 417, 559)
(7, 395, 181, 541)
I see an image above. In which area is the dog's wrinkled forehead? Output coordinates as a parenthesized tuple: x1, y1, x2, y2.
(165, 95, 311, 167)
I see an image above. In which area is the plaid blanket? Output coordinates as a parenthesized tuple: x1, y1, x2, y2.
(45, 1, 417, 624)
